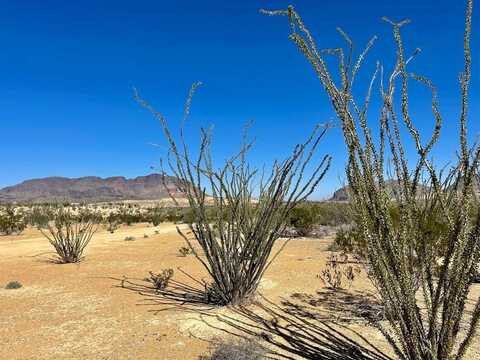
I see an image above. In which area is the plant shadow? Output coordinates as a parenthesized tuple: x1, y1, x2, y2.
(283, 288, 384, 324)
(116, 270, 392, 359)
(199, 295, 392, 360)
(112, 268, 219, 312)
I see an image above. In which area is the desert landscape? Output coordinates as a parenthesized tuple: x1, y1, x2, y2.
(1, 216, 479, 359)
(2, 0, 480, 359)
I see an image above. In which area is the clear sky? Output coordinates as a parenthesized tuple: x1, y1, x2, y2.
(0, 0, 478, 199)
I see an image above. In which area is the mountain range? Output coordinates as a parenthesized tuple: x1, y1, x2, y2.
(0, 174, 182, 203)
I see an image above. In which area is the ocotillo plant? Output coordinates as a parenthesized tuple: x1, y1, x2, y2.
(135, 84, 331, 305)
(264, 1, 480, 359)
(42, 209, 98, 263)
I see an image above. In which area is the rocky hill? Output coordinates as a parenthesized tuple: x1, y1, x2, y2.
(330, 180, 432, 202)
(0, 174, 182, 203)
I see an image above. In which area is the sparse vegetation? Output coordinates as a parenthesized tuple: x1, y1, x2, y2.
(25, 206, 53, 229)
(124, 236, 135, 241)
(317, 253, 360, 290)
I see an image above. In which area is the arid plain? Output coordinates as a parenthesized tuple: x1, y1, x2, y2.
(1, 223, 479, 360)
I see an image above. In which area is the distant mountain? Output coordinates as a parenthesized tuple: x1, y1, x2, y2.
(330, 180, 431, 202)
(330, 186, 349, 202)
(0, 174, 183, 203)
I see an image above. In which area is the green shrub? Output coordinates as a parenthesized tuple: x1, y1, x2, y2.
(5, 281, 23, 289)
(333, 205, 451, 258)
(332, 226, 365, 256)
(0, 206, 26, 235)
(288, 205, 318, 236)
(26, 206, 52, 229)
(315, 202, 351, 226)
(104, 212, 120, 233)
(163, 208, 183, 223)
(148, 206, 165, 226)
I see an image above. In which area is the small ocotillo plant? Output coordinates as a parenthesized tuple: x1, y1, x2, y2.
(264, 0, 480, 359)
(42, 209, 98, 263)
(135, 84, 330, 305)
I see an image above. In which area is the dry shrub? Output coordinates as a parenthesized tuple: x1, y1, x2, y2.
(178, 246, 192, 257)
(145, 269, 174, 290)
(317, 254, 360, 290)
(199, 337, 266, 360)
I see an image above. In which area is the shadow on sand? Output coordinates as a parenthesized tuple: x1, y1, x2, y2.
(114, 272, 392, 360)
(112, 268, 219, 313)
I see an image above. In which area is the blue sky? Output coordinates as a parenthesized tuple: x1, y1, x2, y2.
(0, 0, 478, 199)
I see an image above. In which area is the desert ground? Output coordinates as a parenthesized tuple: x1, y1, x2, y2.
(1, 224, 479, 360)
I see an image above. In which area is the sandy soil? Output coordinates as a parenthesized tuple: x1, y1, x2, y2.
(1, 224, 479, 359)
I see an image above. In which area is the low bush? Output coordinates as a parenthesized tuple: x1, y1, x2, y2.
(5, 281, 23, 289)
(145, 269, 174, 290)
(124, 236, 135, 241)
(163, 208, 183, 223)
(288, 202, 351, 237)
(315, 202, 351, 226)
(0, 206, 26, 235)
(333, 204, 452, 258)
(332, 226, 366, 256)
(26, 206, 53, 229)
(117, 207, 144, 225)
(178, 246, 192, 257)
(199, 338, 266, 360)
(148, 206, 165, 226)
(104, 213, 120, 233)
(288, 205, 317, 236)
